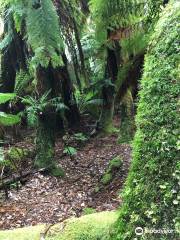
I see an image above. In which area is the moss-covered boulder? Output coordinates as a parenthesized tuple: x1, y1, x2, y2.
(0, 211, 118, 240)
(113, 2, 180, 239)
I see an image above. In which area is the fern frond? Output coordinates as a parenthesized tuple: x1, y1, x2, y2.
(15, 70, 31, 95)
(90, 0, 164, 45)
(0, 93, 16, 104)
(26, 0, 64, 68)
(0, 112, 20, 126)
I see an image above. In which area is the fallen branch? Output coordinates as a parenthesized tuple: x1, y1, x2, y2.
(0, 168, 46, 191)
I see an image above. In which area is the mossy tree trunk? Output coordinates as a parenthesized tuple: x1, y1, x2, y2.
(35, 66, 64, 177)
(35, 59, 79, 174)
(98, 85, 115, 134)
(113, 2, 180, 239)
(52, 53, 80, 129)
(98, 38, 120, 134)
(118, 89, 135, 143)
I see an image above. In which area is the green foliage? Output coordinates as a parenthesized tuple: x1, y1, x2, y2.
(82, 208, 96, 216)
(73, 133, 88, 142)
(22, 93, 49, 127)
(26, 0, 64, 68)
(22, 91, 68, 127)
(113, 2, 180, 239)
(15, 70, 32, 95)
(0, 112, 20, 126)
(90, 0, 144, 36)
(75, 89, 102, 114)
(109, 156, 123, 170)
(7, 147, 28, 161)
(0, 10, 14, 51)
(120, 31, 149, 61)
(5, 147, 28, 171)
(0, 147, 29, 176)
(63, 146, 77, 156)
(0, 93, 20, 126)
(0, 93, 16, 104)
(0, 33, 12, 51)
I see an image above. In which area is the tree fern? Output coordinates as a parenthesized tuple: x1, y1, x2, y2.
(26, 0, 64, 68)
(90, 0, 164, 45)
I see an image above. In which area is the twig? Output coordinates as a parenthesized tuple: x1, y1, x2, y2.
(40, 216, 68, 240)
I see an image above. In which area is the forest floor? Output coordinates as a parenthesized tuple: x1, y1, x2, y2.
(0, 117, 131, 230)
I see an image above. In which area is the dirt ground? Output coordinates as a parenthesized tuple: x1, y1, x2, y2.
(0, 118, 131, 230)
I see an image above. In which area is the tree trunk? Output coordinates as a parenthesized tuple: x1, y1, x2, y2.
(34, 66, 64, 177)
(98, 39, 120, 134)
(69, 2, 89, 87)
(118, 89, 135, 143)
(53, 53, 80, 129)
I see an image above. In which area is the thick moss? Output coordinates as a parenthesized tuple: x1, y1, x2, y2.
(0, 211, 118, 240)
(113, 2, 180, 240)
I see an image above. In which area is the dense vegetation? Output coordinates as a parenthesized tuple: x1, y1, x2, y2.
(112, 2, 180, 239)
(0, 0, 179, 239)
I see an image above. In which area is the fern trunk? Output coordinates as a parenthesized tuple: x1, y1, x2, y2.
(98, 38, 120, 134)
(34, 66, 64, 177)
(53, 53, 80, 128)
(118, 89, 135, 143)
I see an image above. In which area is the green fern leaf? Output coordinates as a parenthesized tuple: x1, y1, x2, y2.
(0, 112, 20, 126)
(26, 0, 64, 67)
(0, 93, 16, 104)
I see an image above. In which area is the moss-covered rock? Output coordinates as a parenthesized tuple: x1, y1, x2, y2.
(113, 2, 180, 239)
(101, 156, 123, 185)
(0, 211, 118, 240)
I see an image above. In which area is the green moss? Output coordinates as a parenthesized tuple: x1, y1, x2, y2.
(4, 147, 29, 170)
(94, 186, 100, 193)
(82, 208, 96, 216)
(0, 211, 118, 240)
(50, 165, 65, 177)
(113, 2, 180, 239)
(101, 172, 112, 185)
(7, 147, 28, 160)
(109, 156, 123, 170)
(98, 98, 116, 135)
(0, 225, 44, 240)
(48, 211, 118, 240)
(101, 156, 123, 185)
